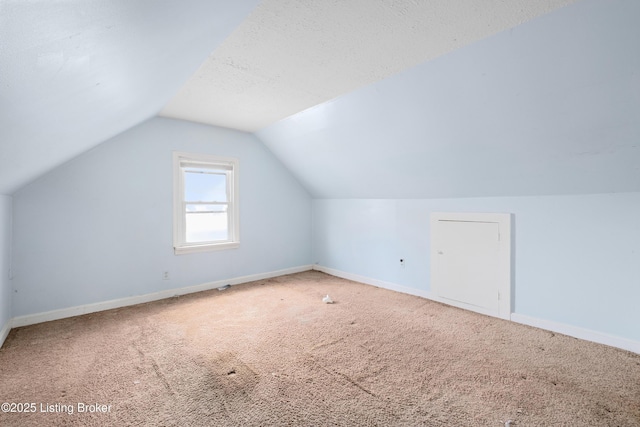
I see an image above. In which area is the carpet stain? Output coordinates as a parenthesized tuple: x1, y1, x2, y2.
(307, 353, 379, 398)
(150, 358, 175, 395)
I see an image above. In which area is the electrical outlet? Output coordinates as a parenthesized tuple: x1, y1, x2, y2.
(162, 271, 170, 280)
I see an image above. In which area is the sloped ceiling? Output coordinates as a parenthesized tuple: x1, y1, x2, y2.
(160, 0, 576, 132)
(257, 0, 640, 198)
(0, 0, 259, 195)
(3, 0, 638, 199)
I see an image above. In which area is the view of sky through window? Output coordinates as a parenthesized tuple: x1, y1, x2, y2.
(184, 169, 229, 243)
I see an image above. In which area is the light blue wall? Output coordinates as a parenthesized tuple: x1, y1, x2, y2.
(258, 0, 640, 199)
(11, 117, 311, 317)
(0, 195, 12, 333)
(313, 193, 640, 342)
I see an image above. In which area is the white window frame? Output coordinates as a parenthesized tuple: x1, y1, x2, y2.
(173, 151, 240, 254)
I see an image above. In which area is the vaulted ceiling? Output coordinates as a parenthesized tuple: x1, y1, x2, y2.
(0, 0, 259, 195)
(159, 0, 576, 132)
(2, 0, 638, 198)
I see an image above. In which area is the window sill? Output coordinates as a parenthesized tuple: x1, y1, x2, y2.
(174, 241, 240, 255)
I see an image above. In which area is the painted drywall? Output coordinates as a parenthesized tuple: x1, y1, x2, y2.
(258, 0, 640, 198)
(0, 0, 260, 195)
(11, 117, 311, 317)
(0, 195, 12, 338)
(312, 193, 640, 343)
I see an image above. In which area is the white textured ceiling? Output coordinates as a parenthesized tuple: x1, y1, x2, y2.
(160, 0, 576, 132)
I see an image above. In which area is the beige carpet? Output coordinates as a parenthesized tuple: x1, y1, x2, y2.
(1, 271, 639, 426)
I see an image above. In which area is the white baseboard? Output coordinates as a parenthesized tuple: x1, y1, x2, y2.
(510, 313, 640, 355)
(0, 318, 11, 349)
(8, 264, 639, 355)
(313, 264, 432, 300)
(313, 265, 506, 320)
(314, 265, 640, 355)
(11, 265, 313, 328)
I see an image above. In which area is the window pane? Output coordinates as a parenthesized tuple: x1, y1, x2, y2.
(185, 210, 228, 243)
(185, 204, 227, 213)
(184, 169, 227, 202)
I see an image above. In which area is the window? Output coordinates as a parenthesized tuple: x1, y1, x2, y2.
(173, 152, 239, 254)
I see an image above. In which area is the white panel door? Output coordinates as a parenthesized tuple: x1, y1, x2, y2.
(435, 220, 500, 312)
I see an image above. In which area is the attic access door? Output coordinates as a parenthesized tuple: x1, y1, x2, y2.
(431, 213, 512, 320)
